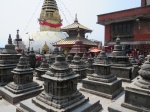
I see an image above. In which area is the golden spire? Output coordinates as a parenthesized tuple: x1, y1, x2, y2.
(42, 41, 49, 54)
(39, 0, 62, 31)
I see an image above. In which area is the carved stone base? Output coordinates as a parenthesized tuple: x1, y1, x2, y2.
(80, 78, 123, 99)
(5, 82, 42, 94)
(0, 82, 43, 104)
(108, 76, 150, 112)
(111, 66, 138, 82)
(16, 96, 102, 112)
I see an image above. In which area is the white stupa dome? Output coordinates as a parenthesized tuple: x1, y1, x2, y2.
(22, 31, 68, 52)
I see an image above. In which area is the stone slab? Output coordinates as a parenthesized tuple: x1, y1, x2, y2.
(0, 98, 16, 112)
(80, 78, 123, 99)
(16, 96, 102, 112)
(108, 77, 150, 112)
(111, 66, 138, 82)
(108, 94, 137, 112)
(0, 86, 43, 104)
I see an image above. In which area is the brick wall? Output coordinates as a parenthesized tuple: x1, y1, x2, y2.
(98, 6, 150, 23)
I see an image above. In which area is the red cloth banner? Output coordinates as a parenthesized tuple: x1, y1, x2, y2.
(39, 20, 62, 28)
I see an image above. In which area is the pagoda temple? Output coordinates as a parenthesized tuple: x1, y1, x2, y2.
(54, 14, 97, 54)
(69, 30, 88, 56)
(0, 35, 21, 86)
(16, 54, 102, 112)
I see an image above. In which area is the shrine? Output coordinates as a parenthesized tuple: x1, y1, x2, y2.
(0, 35, 21, 86)
(35, 57, 49, 80)
(108, 55, 150, 112)
(108, 38, 138, 81)
(0, 51, 43, 104)
(81, 50, 123, 99)
(54, 14, 97, 54)
(70, 53, 87, 81)
(16, 54, 102, 112)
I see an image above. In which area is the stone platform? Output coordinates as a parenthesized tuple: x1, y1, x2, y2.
(111, 66, 138, 82)
(0, 78, 131, 112)
(108, 77, 150, 112)
(16, 96, 101, 112)
(80, 78, 123, 99)
(0, 84, 43, 104)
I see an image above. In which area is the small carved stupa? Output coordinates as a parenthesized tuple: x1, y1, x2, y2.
(17, 54, 102, 112)
(86, 54, 94, 76)
(108, 37, 138, 81)
(66, 53, 73, 64)
(0, 35, 21, 86)
(29, 48, 36, 68)
(35, 57, 49, 80)
(109, 56, 150, 111)
(70, 53, 87, 81)
(95, 49, 108, 64)
(0, 51, 43, 104)
(81, 51, 123, 99)
(81, 53, 88, 62)
(39, 0, 62, 31)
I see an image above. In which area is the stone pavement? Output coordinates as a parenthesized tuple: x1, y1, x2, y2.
(0, 77, 131, 112)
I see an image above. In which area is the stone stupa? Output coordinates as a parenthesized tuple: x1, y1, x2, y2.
(0, 51, 43, 104)
(35, 57, 49, 80)
(70, 53, 87, 81)
(86, 54, 94, 76)
(108, 56, 150, 112)
(81, 51, 123, 99)
(22, 0, 67, 52)
(0, 35, 21, 86)
(108, 37, 138, 81)
(16, 54, 102, 112)
(66, 53, 73, 64)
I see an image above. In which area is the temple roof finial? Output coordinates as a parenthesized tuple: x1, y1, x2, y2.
(77, 26, 80, 40)
(74, 13, 78, 23)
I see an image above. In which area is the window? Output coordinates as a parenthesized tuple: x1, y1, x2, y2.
(112, 22, 133, 37)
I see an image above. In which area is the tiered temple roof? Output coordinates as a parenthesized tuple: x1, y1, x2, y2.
(55, 15, 97, 47)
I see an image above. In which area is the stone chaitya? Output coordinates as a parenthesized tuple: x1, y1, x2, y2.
(29, 47, 36, 69)
(86, 54, 94, 76)
(47, 53, 53, 66)
(16, 54, 102, 112)
(108, 37, 138, 81)
(0, 51, 43, 104)
(80, 51, 123, 99)
(81, 53, 88, 62)
(35, 57, 49, 80)
(70, 53, 87, 81)
(108, 56, 150, 112)
(0, 35, 21, 86)
(95, 50, 108, 64)
(66, 53, 73, 64)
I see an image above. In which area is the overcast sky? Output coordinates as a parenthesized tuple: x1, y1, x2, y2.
(0, 0, 141, 47)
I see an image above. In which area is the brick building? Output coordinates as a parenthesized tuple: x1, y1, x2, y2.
(97, 0, 150, 56)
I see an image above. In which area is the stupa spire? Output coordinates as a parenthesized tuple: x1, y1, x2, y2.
(8, 34, 12, 44)
(39, 0, 62, 31)
(74, 13, 78, 23)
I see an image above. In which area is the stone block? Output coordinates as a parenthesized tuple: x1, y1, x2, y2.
(81, 78, 123, 99)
